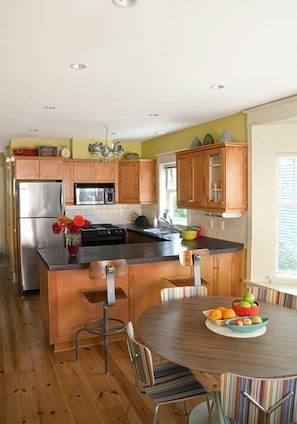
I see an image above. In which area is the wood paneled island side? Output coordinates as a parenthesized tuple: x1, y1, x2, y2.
(38, 232, 244, 352)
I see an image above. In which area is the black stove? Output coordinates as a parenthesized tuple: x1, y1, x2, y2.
(80, 223, 126, 246)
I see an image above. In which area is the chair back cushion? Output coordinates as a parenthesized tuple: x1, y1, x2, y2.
(126, 322, 155, 391)
(247, 285, 297, 310)
(160, 285, 207, 302)
(220, 372, 297, 424)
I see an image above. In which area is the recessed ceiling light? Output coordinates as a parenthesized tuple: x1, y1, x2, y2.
(210, 84, 224, 90)
(70, 63, 87, 70)
(112, 0, 137, 7)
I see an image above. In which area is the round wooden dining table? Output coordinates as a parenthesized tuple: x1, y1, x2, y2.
(137, 296, 297, 423)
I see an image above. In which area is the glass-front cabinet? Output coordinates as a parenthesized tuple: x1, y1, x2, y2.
(176, 142, 247, 213)
(208, 149, 223, 207)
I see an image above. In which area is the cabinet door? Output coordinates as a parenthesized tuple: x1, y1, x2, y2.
(62, 161, 74, 204)
(139, 161, 156, 203)
(177, 154, 193, 207)
(73, 161, 95, 182)
(192, 151, 208, 208)
(39, 159, 63, 180)
(94, 162, 117, 182)
(206, 147, 225, 210)
(118, 161, 139, 203)
(201, 251, 242, 297)
(14, 158, 40, 179)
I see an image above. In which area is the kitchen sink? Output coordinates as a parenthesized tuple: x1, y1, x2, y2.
(143, 228, 175, 235)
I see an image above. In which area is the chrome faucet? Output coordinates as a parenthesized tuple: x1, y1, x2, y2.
(158, 214, 180, 232)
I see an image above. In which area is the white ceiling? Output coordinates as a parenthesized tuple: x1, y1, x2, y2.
(1, 0, 297, 153)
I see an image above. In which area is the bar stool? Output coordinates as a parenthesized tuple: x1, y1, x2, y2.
(164, 249, 210, 287)
(75, 259, 127, 373)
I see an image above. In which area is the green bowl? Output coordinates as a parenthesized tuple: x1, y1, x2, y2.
(226, 316, 269, 333)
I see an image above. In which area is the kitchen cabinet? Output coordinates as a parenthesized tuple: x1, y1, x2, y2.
(94, 162, 117, 183)
(176, 142, 247, 212)
(14, 158, 40, 179)
(201, 250, 243, 297)
(62, 161, 74, 204)
(73, 160, 95, 182)
(14, 157, 63, 180)
(118, 159, 156, 204)
(39, 158, 63, 180)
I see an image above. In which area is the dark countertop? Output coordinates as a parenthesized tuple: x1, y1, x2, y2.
(37, 224, 244, 271)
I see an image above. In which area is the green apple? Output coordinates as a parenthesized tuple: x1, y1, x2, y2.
(239, 300, 251, 308)
(233, 301, 240, 306)
(252, 316, 263, 324)
(251, 303, 258, 308)
(243, 292, 256, 304)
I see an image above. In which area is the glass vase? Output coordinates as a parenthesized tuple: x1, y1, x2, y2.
(65, 230, 80, 256)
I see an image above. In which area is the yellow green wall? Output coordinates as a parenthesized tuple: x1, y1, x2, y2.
(9, 113, 246, 159)
(141, 113, 247, 158)
(72, 138, 141, 159)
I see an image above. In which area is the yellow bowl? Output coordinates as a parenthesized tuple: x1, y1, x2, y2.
(180, 230, 197, 240)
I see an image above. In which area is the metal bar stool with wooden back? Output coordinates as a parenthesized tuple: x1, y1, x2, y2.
(164, 248, 210, 287)
(75, 259, 127, 373)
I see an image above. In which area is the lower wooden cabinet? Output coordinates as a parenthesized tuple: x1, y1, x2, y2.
(39, 251, 243, 350)
(201, 250, 243, 297)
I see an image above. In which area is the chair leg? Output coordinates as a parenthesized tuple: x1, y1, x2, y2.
(75, 327, 87, 361)
(103, 304, 109, 374)
(153, 404, 160, 424)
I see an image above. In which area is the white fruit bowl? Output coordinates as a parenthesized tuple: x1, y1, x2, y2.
(226, 316, 269, 333)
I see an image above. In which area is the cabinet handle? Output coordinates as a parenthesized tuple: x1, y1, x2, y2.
(188, 199, 194, 203)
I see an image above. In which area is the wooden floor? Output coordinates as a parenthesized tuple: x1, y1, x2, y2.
(0, 261, 206, 424)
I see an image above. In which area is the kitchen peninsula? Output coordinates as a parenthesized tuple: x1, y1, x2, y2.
(38, 227, 244, 352)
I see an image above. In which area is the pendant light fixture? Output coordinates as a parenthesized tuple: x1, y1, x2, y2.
(112, 0, 137, 7)
(88, 125, 124, 163)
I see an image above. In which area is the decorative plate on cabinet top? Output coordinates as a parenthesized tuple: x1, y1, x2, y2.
(203, 133, 214, 145)
(191, 136, 201, 148)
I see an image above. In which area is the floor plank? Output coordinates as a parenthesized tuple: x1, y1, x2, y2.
(0, 261, 207, 423)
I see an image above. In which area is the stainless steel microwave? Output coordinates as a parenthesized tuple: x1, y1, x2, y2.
(74, 183, 115, 205)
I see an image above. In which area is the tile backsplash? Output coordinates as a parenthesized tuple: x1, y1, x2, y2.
(65, 204, 247, 247)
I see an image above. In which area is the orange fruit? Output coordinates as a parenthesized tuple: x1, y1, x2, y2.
(222, 308, 237, 319)
(209, 309, 223, 320)
(216, 306, 226, 312)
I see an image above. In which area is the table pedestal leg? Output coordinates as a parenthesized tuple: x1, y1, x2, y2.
(189, 401, 218, 424)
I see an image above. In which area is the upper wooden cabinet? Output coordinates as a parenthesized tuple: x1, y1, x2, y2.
(176, 142, 247, 212)
(14, 157, 63, 180)
(62, 161, 74, 204)
(72, 160, 117, 183)
(118, 159, 156, 204)
(94, 162, 117, 183)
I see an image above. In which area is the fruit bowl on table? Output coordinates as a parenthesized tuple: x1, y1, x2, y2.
(226, 316, 269, 333)
(202, 310, 236, 326)
(232, 299, 260, 316)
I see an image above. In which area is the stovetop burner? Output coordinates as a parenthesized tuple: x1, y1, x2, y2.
(80, 223, 126, 246)
(89, 223, 120, 230)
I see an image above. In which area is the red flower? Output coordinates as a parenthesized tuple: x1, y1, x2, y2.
(52, 214, 91, 235)
(52, 222, 62, 234)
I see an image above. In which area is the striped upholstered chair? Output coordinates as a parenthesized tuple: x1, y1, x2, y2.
(247, 284, 297, 310)
(123, 321, 212, 424)
(160, 285, 207, 302)
(212, 372, 297, 424)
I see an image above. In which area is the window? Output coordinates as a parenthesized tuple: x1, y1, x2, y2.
(249, 123, 297, 285)
(277, 155, 297, 276)
(158, 160, 187, 226)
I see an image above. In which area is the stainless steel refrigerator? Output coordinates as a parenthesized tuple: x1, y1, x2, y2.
(15, 181, 65, 294)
